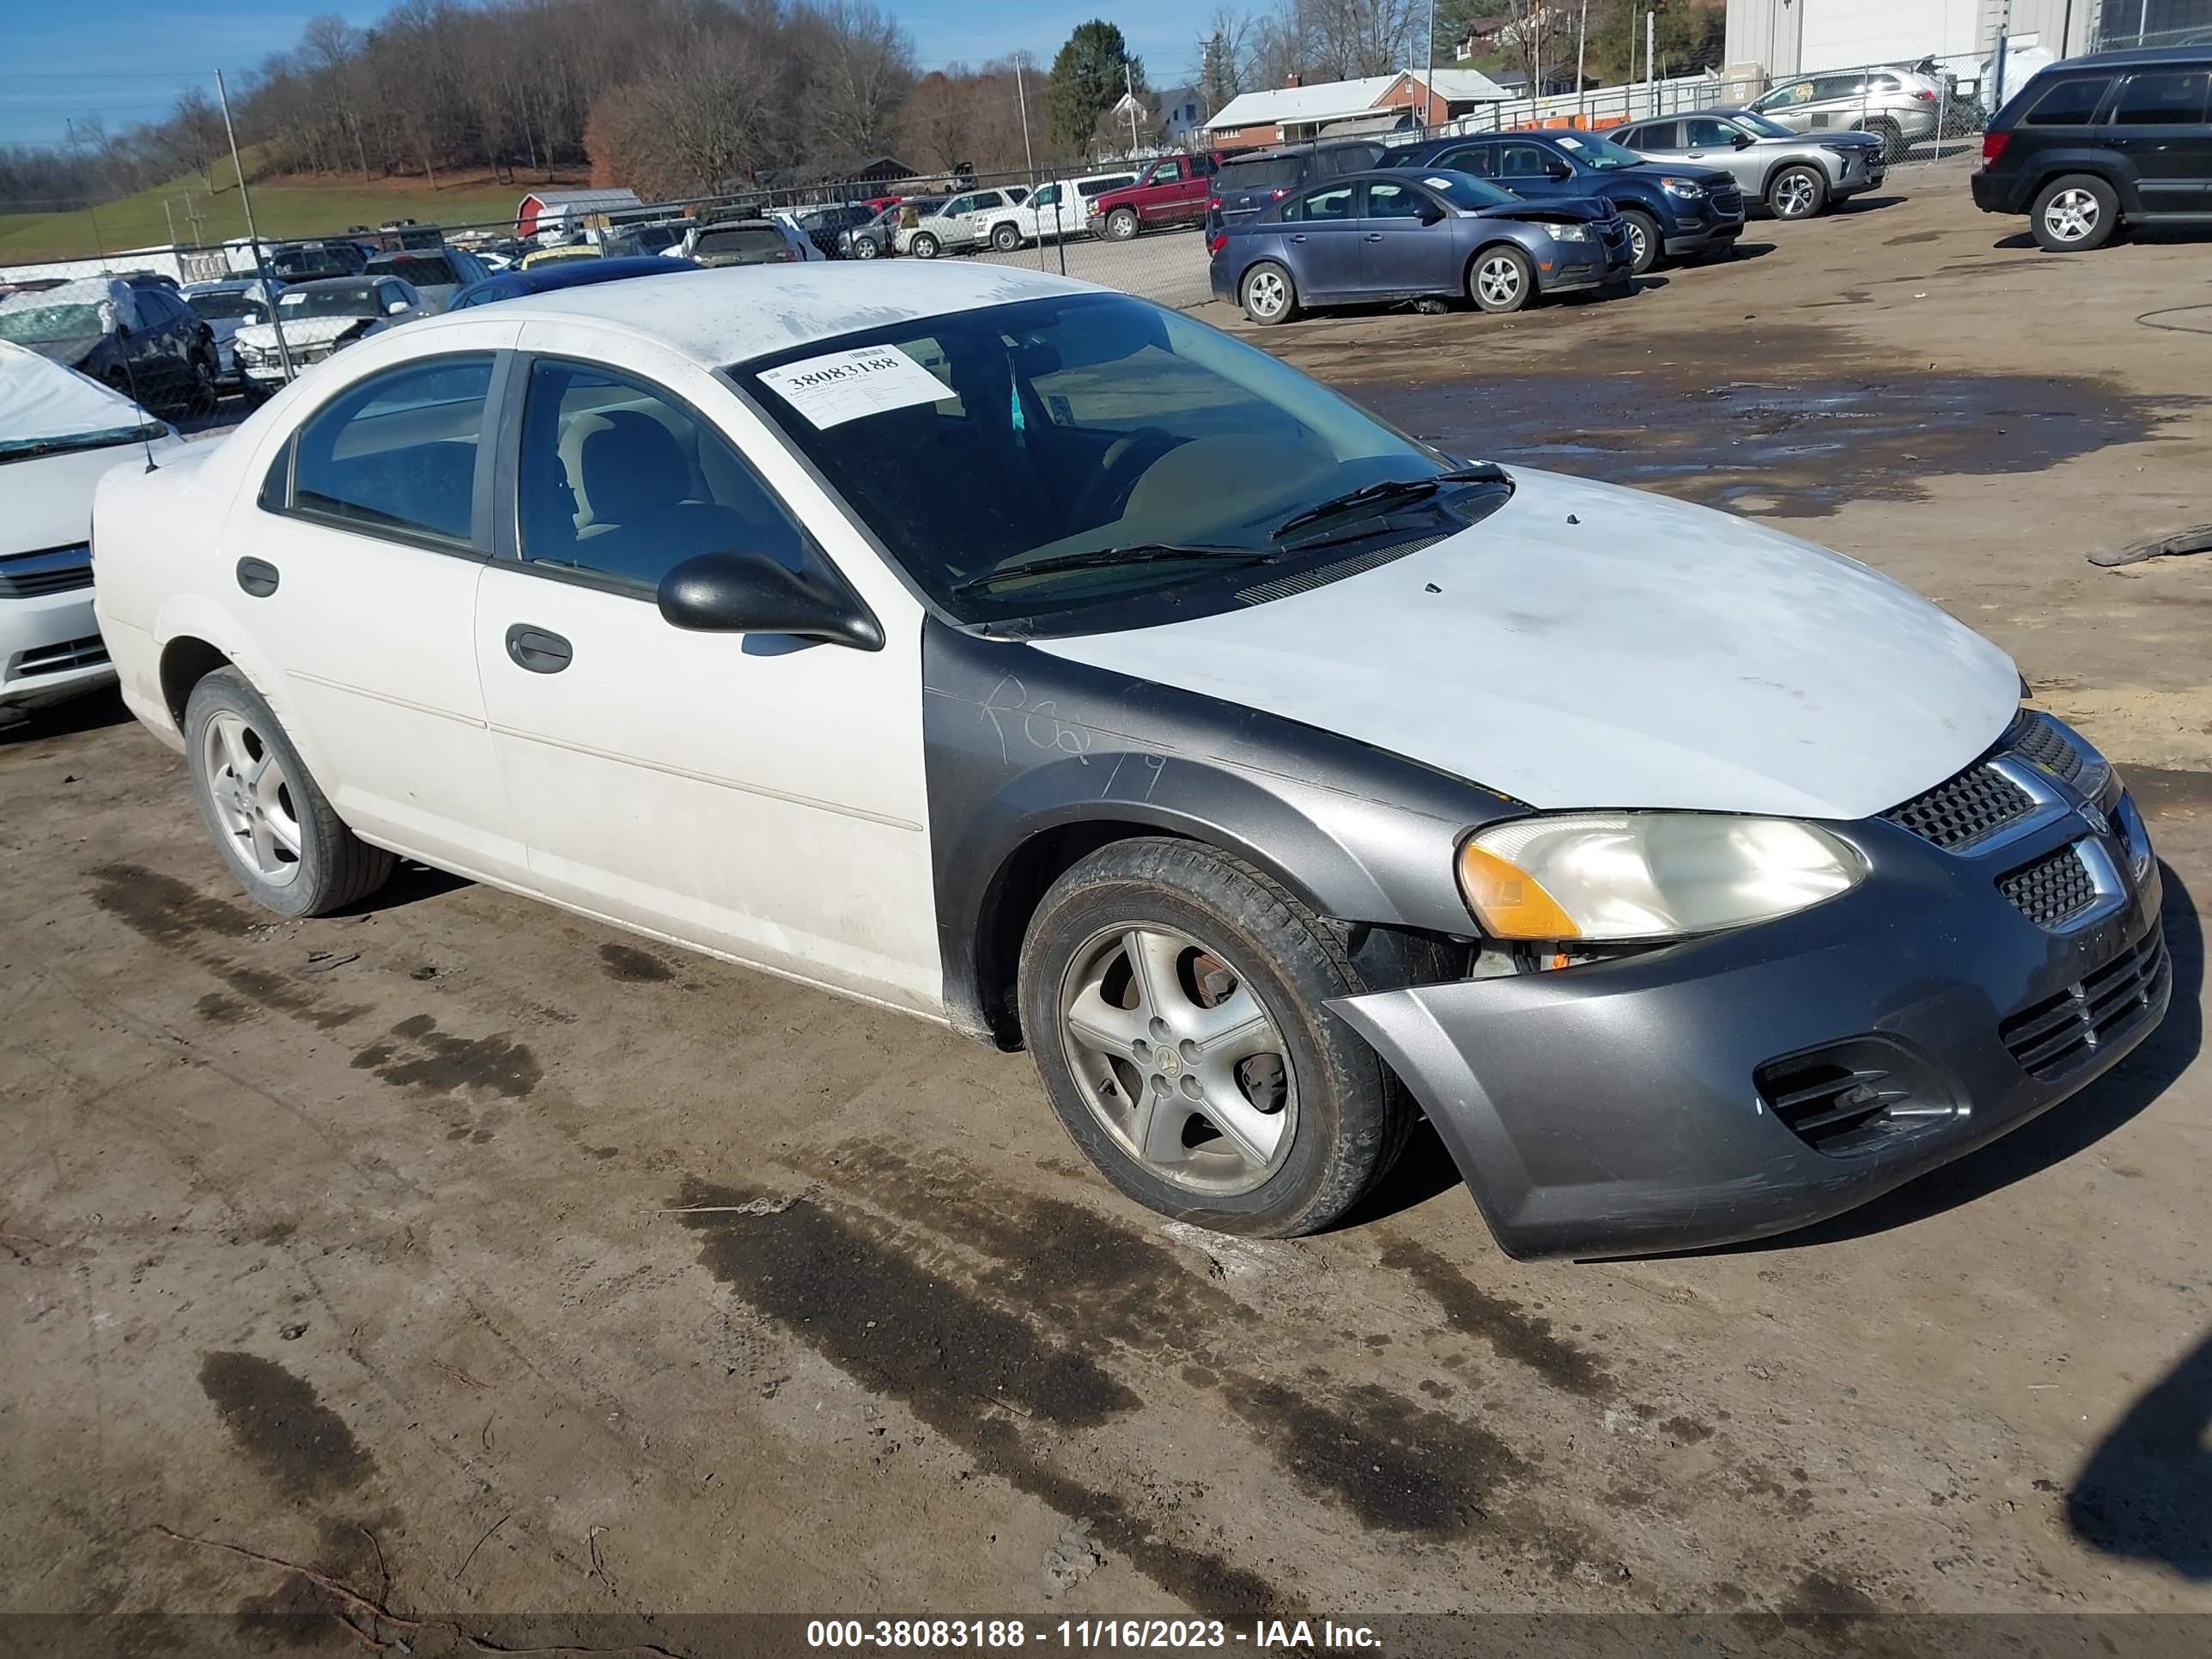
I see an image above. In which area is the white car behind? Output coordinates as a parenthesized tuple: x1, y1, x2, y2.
(0, 342, 181, 720)
(977, 172, 1138, 251)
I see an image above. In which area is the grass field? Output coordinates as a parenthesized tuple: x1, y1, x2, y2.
(0, 158, 569, 264)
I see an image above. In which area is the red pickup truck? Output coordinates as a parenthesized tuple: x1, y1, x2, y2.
(1085, 153, 1221, 240)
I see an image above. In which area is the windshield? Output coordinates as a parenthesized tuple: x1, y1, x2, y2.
(277, 284, 379, 319)
(1547, 132, 1647, 169)
(1733, 111, 1795, 138)
(270, 248, 357, 278)
(368, 256, 455, 286)
(737, 292, 1500, 630)
(0, 302, 105, 346)
(1414, 170, 1517, 210)
(188, 291, 269, 323)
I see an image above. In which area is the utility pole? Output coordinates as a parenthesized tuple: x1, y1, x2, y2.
(1576, 0, 1590, 122)
(163, 198, 178, 247)
(1647, 8, 1656, 108)
(216, 68, 293, 386)
(1015, 54, 1036, 181)
(65, 119, 106, 260)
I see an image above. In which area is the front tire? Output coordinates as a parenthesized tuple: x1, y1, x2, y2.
(1468, 245, 1534, 313)
(854, 235, 880, 259)
(2032, 174, 2118, 252)
(1769, 164, 1827, 220)
(1620, 208, 1662, 275)
(183, 668, 393, 917)
(1018, 838, 1411, 1237)
(1240, 260, 1297, 325)
(910, 232, 940, 259)
(991, 222, 1021, 252)
(1105, 207, 1139, 241)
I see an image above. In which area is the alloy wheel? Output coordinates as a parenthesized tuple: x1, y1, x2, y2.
(1626, 220, 1649, 266)
(1057, 925, 1296, 1196)
(1244, 269, 1287, 319)
(1775, 171, 1819, 218)
(2045, 188, 2100, 244)
(1476, 252, 1523, 307)
(201, 710, 304, 884)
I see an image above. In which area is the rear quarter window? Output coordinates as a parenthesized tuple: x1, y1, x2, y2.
(2022, 76, 2113, 125)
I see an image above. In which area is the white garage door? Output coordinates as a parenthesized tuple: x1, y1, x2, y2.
(1802, 0, 1982, 71)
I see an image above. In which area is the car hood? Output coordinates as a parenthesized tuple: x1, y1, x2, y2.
(234, 316, 371, 348)
(1030, 467, 2018, 820)
(1474, 195, 1611, 223)
(1, 433, 183, 553)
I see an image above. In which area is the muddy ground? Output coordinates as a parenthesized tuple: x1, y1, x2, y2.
(5, 167, 2211, 1651)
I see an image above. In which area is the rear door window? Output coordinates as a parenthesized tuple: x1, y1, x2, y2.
(2113, 70, 2210, 125)
(1286, 184, 1353, 222)
(1629, 121, 1678, 148)
(2024, 76, 2114, 125)
(287, 355, 494, 547)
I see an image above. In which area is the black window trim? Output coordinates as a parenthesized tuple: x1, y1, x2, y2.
(258, 347, 507, 562)
(2111, 67, 2212, 125)
(488, 349, 866, 616)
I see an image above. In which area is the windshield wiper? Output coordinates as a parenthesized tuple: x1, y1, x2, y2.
(1271, 463, 1511, 542)
(953, 544, 1275, 594)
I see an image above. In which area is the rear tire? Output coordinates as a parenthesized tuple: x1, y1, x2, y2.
(1864, 118, 1903, 163)
(911, 232, 940, 259)
(854, 236, 880, 259)
(1017, 837, 1413, 1237)
(1769, 164, 1827, 220)
(2031, 173, 2118, 252)
(183, 668, 393, 918)
(1620, 208, 1663, 275)
(1240, 260, 1297, 325)
(991, 222, 1021, 252)
(1468, 244, 1534, 313)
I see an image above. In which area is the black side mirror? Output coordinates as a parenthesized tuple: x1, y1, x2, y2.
(658, 551, 883, 650)
(1416, 204, 1446, 225)
(1734, 131, 1757, 149)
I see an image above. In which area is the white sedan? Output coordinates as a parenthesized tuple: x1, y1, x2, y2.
(91, 264, 2165, 1252)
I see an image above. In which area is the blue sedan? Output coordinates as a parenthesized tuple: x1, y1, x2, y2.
(446, 253, 703, 310)
(1206, 168, 1633, 325)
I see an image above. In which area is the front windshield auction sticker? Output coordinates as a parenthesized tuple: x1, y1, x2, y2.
(758, 346, 951, 428)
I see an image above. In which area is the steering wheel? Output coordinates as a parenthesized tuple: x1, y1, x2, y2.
(1072, 427, 1182, 528)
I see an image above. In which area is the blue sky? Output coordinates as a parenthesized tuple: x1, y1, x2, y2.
(1, 0, 1201, 149)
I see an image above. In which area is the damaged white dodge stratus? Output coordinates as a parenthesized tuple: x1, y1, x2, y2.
(92, 263, 2166, 1255)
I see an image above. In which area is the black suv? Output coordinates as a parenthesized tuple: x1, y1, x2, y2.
(1209, 140, 1390, 232)
(1972, 45, 2212, 251)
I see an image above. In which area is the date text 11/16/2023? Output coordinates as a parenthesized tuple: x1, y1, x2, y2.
(804, 1618, 1382, 1650)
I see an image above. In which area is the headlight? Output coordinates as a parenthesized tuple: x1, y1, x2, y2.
(1552, 222, 1592, 242)
(1455, 813, 1866, 941)
(1661, 177, 1708, 198)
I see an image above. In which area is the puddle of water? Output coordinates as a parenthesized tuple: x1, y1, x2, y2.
(1354, 372, 2165, 518)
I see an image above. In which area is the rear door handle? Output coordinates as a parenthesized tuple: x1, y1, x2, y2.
(235, 557, 279, 598)
(504, 624, 572, 674)
(1364, 232, 1385, 241)
(1289, 233, 1308, 243)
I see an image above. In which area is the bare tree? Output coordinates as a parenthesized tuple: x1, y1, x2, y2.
(802, 0, 919, 165)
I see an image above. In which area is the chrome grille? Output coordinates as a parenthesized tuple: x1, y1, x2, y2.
(0, 544, 94, 599)
(2009, 709, 2110, 799)
(1999, 928, 2170, 1079)
(1997, 842, 2099, 929)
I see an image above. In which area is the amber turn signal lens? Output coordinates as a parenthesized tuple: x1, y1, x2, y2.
(1456, 842, 1583, 940)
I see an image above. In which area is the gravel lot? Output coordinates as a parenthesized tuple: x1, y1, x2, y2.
(7, 167, 2212, 1649)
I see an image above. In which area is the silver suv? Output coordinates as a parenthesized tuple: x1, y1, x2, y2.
(1614, 109, 1887, 219)
(1747, 66, 1943, 161)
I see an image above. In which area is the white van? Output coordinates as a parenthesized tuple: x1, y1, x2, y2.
(978, 172, 1139, 251)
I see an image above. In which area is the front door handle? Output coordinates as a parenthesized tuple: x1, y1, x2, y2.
(1365, 231, 1386, 241)
(1289, 233, 1308, 243)
(235, 557, 279, 598)
(504, 624, 572, 674)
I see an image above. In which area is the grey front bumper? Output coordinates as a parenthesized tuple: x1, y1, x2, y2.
(1330, 784, 2167, 1260)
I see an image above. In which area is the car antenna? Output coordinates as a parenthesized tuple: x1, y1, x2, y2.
(114, 335, 161, 473)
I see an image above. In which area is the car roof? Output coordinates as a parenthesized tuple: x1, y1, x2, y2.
(2036, 43, 2211, 69)
(407, 261, 1096, 367)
